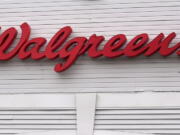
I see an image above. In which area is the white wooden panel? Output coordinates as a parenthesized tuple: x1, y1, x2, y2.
(0, 0, 179, 93)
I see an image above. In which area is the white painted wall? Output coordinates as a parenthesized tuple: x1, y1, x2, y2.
(0, 0, 179, 93)
(0, 0, 180, 134)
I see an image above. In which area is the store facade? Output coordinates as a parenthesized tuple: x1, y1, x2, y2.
(0, 0, 180, 134)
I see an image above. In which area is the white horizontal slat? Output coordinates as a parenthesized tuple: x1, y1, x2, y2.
(0, 93, 178, 108)
(0, 110, 76, 115)
(2, 124, 180, 129)
(3, 109, 180, 115)
(0, 119, 180, 124)
(96, 109, 180, 114)
(5, 130, 180, 134)
(0, 94, 75, 108)
(1, 119, 180, 125)
(0, 130, 156, 135)
(2, 114, 180, 120)
(0, 115, 76, 120)
(97, 93, 180, 108)
(95, 120, 180, 125)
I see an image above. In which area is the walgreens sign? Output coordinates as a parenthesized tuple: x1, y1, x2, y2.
(0, 23, 179, 72)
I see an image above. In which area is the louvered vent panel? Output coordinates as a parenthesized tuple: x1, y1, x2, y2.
(0, 108, 76, 134)
(1, 108, 180, 134)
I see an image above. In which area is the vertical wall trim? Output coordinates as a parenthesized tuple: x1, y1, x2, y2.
(76, 93, 96, 135)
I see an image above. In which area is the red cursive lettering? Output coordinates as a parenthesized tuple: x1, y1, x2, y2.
(0, 22, 179, 72)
